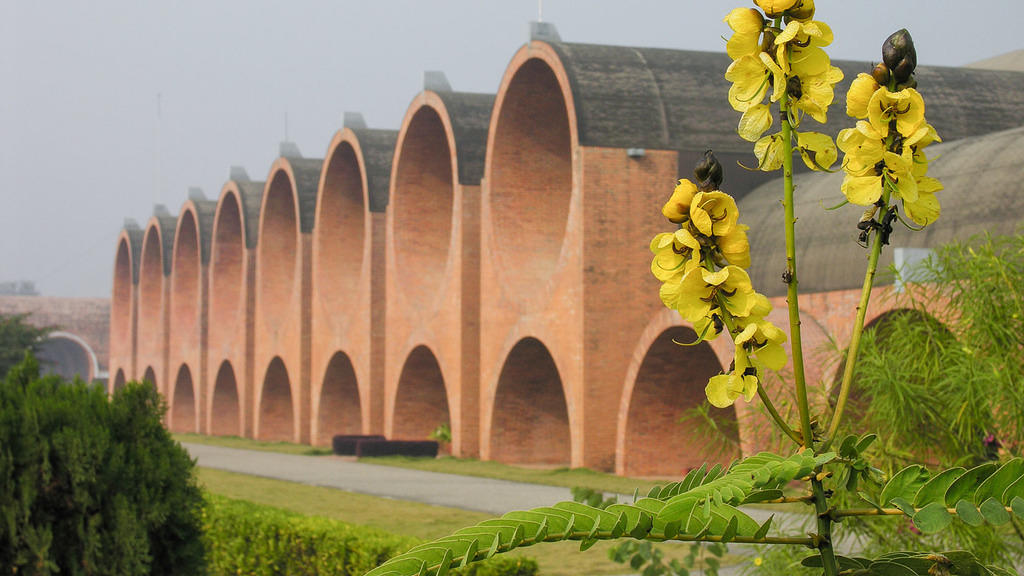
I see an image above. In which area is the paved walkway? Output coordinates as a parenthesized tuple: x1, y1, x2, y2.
(184, 443, 587, 515)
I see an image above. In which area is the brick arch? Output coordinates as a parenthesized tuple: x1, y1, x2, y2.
(257, 170, 299, 328)
(210, 190, 244, 335)
(171, 364, 197, 433)
(113, 369, 126, 392)
(138, 225, 165, 383)
(37, 332, 98, 383)
(390, 104, 455, 314)
(142, 366, 157, 390)
(489, 337, 571, 465)
(315, 351, 362, 446)
(617, 324, 739, 477)
(211, 361, 241, 436)
(258, 357, 294, 442)
(485, 49, 576, 312)
(171, 209, 201, 350)
(391, 345, 451, 441)
(111, 236, 134, 370)
(315, 139, 366, 314)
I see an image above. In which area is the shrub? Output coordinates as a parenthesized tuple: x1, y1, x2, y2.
(0, 353, 204, 575)
(203, 494, 538, 576)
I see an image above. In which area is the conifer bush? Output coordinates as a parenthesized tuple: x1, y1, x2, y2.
(0, 354, 204, 575)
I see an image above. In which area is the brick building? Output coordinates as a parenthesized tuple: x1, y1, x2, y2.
(107, 28, 1024, 475)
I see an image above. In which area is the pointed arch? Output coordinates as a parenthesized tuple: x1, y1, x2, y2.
(317, 352, 363, 445)
(211, 361, 241, 436)
(258, 357, 294, 442)
(391, 346, 450, 440)
(171, 365, 198, 433)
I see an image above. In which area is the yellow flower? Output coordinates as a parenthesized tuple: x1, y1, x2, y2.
(867, 87, 926, 139)
(672, 266, 756, 323)
(650, 229, 702, 283)
(690, 191, 740, 237)
(725, 54, 773, 112)
(775, 19, 833, 48)
(695, 309, 724, 342)
(754, 133, 786, 171)
(724, 8, 765, 60)
(754, 0, 799, 17)
(791, 65, 844, 124)
(706, 349, 758, 408)
(846, 74, 880, 119)
(718, 224, 751, 268)
(662, 179, 698, 223)
(796, 131, 837, 171)
(837, 122, 884, 176)
(735, 321, 788, 372)
(904, 184, 941, 226)
(883, 147, 918, 203)
(737, 103, 773, 142)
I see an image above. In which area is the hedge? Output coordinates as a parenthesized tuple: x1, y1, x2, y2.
(203, 494, 538, 576)
(0, 353, 205, 575)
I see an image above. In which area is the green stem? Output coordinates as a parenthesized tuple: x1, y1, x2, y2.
(822, 212, 887, 450)
(811, 476, 840, 573)
(780, 82, 812, 449)
(830, 505, 1015, 519)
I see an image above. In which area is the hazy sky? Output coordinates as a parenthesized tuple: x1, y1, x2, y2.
(3, 1, 1022, 298)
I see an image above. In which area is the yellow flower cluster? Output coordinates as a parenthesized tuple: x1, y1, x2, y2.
(652, 153, 787, 408)
(838, 37, 943, 227)
(723, 0, 842, 171)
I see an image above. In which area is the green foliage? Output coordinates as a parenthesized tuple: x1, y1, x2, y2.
(0, 353, 204, 575)
(430, 423, 453, 446)
(0, 313, 52, 378)
(363, 451, 826, 576)
(847, 232, 1024, 467)
(572, 487, 726, 576)
(800, 550, 1014, 576)
(203, 494, 538, 576)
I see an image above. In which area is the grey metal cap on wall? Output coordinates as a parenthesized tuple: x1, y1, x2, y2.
(432, 90, 495, 186)
(349, 127, 399, 213)
(287, 157, 325, 234)
(186, 197, 218, 265)
(120, 223, 144, 285)
(539, 42, 1024, 154)
(150, 206, 179, 277)
(740, 125, 1024, 297)
(234, 180, 265, 251)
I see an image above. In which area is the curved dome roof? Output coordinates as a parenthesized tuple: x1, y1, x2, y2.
(740, 125, 1024, 297)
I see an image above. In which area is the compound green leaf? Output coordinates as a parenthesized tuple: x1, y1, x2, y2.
(975, 458, 1024, 505)
(954, 500, 985, 527)
(944, 462, 998, 507)
(979, 497, 1010, 526)
(913, 467, 965, 507)
(912, 502, 952, 534)
(880, 465, 930, 507)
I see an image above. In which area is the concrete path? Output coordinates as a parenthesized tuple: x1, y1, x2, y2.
(184, 442, 587, 515)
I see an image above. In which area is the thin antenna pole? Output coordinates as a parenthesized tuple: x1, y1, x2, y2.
(155, 92, 162, 203)
(538, 0, 543, 22)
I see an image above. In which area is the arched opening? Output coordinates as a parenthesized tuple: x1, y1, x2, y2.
(36, 334, 95, 382)
(113, 369, 126, 392)
(489, 58, 572, 305)
(259, 357, 294, 442)
(622, 327, 738, 477)
(490, 337, 570, 465)
(138, 226, 163, 356)
(171, 365, 197, 433)
(142, 366, 157, 391)
(211, 361, 241, 436)
(393, 107, 454, 310)
(317, 352, 362, 445)
(316, 141, 366, 313)
(111, 237, 133, 356)
(171, 211, 200, 339)
(211, 192, 244, 334)
(392, 346, 450, 441)
(258, 172, 298, 326)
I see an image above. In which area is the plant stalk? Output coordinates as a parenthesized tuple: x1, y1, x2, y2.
(822, 216, 887, 450)
(830, 505, 1016, 519)
(780, 88, 812, 450)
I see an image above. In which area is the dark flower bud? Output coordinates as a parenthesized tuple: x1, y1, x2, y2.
(787, 75, 803, 100)
(694, 150, 724, 191)
(871, 62, 890, 86)
(882, 29, 917, 84)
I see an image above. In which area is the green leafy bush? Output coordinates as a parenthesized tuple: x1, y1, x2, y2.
(203, 494, 538, 576)
(0, 353, 204, 575)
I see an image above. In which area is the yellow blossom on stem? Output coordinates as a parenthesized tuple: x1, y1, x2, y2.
(718, 224, 751, 268)
(846, 73, 880, 119)
(724, 8, 766, 60)
(867, 87, 926, 138)
(706, 348, 758, 408)
(670, 265, 756, 323)
(690, 191, 740, 237)
(650, 229, 702, 282)
(725, 55, 772, 112)
(661, 179, 698, 223)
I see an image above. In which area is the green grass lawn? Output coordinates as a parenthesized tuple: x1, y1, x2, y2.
(175, 433, 666, 495)
(198, 467, 742, 576)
